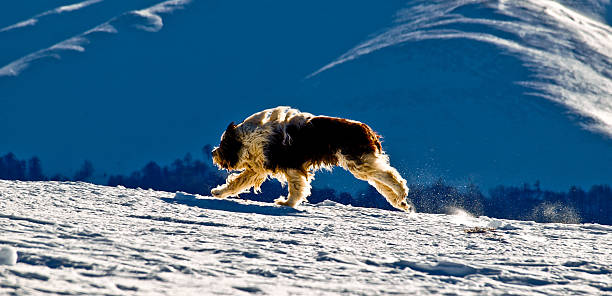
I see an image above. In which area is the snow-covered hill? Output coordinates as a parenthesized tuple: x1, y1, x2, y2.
(0, 180, 610, 295)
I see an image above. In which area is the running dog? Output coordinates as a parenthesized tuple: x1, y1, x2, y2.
(211, 106, 412, 212)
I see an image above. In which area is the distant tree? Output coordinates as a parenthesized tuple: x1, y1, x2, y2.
(309, 187, 338, 204)
(0, 153, 26, 180)
(73, 160, 94, 182)
(27, 157, 46, 181)
(464, 182, 485, 216)
(141, 161, 163, 190)
(107, 175, 126, 187)
(567, 185, 586, 209)
(585, 184, 612, 224)
(336, 192, 353, 205)
(50, 174, 69, 181)
(534, 180, 541, 192)
(354, 185, 395, 211)
(107, 151, 226, 196)
(242, 180, 284, 203)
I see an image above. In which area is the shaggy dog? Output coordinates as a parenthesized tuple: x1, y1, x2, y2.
(211, 106, 413, 212)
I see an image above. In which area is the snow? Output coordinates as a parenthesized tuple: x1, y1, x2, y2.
(0, 180, 610, 295)
(0, 0, 103, 33)
(132, 0, 191, 32)
(0, 246, 17, 266)
(0, 0, 189, 77)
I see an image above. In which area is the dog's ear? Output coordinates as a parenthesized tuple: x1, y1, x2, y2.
(223, 122, 237, 139)
(218, 121, 242, 170)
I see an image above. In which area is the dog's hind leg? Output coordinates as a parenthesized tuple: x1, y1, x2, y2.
(369, 180, 398, 202)
(211, 169, 266, 198)
(370, 180, 413, 212)
(346, 154, 413, 212)
(274, 169, 311, 208)
(370, 166, 413, 212)
(371, 166, 409, 198)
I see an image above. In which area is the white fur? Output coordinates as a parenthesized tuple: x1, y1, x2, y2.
(233, 106, 312, 174)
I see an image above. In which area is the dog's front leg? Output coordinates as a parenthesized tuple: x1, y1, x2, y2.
(274, 169, 312, 208)
(211, 169, 264, 198)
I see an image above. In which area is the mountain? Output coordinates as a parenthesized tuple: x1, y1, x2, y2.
(0, 180, 610, 294)
(1, 0, 611, 192)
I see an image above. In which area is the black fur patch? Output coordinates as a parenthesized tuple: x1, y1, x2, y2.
(263, 116, 382, 174)
(216, 122, 242, 169)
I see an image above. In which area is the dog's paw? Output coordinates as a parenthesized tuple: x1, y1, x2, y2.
(274, 196, 295, 207)
(398, 200, 415, 213)
(274, 196, 287, 205)
(211, 188, 225, 198)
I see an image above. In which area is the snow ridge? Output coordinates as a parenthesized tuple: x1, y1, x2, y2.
(0, 0, 190, 77)
(0, 0, 104, 32)
(132, 0, 191, 32)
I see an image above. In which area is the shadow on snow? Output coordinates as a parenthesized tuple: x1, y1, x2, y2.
(160, 194, 303, 217)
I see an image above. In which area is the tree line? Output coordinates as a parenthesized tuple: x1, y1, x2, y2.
(0, 153, 93, 182)
(1, 150, 610, 225)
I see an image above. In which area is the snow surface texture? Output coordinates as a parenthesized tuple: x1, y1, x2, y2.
(0, 180, 610, 295)
(310, 0, 612, 138)
(0, 246, 17, 266)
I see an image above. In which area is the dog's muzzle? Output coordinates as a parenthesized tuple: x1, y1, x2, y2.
(211, 147, 230, 170)
(211, 148, 220, 165)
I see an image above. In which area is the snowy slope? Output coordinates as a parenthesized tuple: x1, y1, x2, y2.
(0, 180, 610, 295)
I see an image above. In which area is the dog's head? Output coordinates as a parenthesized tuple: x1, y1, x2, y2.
(212, 122, 243, 170)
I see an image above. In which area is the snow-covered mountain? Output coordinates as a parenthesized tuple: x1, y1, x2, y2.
(0, 180, 610, 295)
(1, 0, 611, 192)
